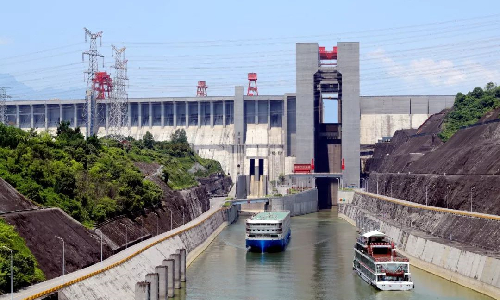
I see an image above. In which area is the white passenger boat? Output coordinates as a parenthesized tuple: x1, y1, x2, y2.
(353, 230, 414, 291)
(245, 211, 291, 252)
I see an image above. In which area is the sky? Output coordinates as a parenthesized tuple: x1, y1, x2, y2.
(0, 0, 499, 122)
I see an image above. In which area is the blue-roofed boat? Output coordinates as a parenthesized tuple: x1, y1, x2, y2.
(245, 211, 291, 253)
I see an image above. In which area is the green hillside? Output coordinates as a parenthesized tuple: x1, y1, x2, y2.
(0, 123, 222, 227)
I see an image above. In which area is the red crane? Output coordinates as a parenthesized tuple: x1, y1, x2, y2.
(196, 81, 207, 97)
(247, 73, 258, 96)
(93, 71, 113, 99)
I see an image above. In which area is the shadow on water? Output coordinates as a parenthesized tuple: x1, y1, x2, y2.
(184, 209, 494, 300)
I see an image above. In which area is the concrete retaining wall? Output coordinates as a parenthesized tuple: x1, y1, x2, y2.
(339, 192, 500, 299)
(269, 188, 318, 216)
(52, 207, 235, 300)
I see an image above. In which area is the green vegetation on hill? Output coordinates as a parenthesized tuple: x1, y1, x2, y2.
(0, 124, 222, 226)
(0, 219, 44, 293)
(439, 82, 500, 142)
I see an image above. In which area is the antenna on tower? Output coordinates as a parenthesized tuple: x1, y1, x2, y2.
(0, 87, 11, 125)
(247, 73, 258, 96)
(109, 45, 129, 139)
(82, 27, 104, 138)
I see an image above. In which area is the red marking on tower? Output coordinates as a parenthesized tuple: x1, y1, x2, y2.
(319, 46, 338, 60)
(247, 73, 258, 96)
(196, 81, 207, 97)
(93, 71, 113, 99)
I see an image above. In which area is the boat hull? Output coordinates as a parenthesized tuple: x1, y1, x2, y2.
(246, 230, 291, 252)
(354, 265, 413, 291)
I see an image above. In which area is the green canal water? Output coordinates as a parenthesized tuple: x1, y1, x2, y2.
(182, 209, 493, 300)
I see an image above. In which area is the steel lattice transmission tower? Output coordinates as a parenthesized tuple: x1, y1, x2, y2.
(109, 45, 129, 139)
(82, 27, 104, 138)
(0, 87, 11, 125)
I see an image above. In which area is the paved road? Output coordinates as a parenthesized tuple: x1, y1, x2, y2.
(1, 197, 226, 300)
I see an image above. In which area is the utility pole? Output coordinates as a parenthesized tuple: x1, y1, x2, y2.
(109, 45, 129, 138)
(0, 87, 11, 125)
(470, 187, 475, 212)
(56, 237, 65, 280)
(82, 27, 104, 138)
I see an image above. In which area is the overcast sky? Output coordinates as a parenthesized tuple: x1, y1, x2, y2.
(0, 1, 499, 122)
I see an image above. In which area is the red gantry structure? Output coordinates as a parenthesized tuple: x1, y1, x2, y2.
(93, 71, 113, 99)
(196, 81, 207, 97)
(247, 73, 258, 96)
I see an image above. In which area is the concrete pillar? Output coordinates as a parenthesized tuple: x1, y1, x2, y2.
(169, 253, 181, 289)
(197, 101, 201, 128)
(138, 102, 142, 129)
(161, 102, 165, 128)
(128, 102, 132, 130)
(30, 105, 34, 128)
(134, 281, 150, 300)
(59, 104, 62, 126)
(283, 95, 288, 157)
(105, 103, 109, 134)
(173, 102, 177, 127)
(149, 102, 153, 128)
(74, 104, 78, 128)
(185, 102, 189, 127)
(210, 101, 214, 127)
(44, 104, 48, 130)
(267, 100, 271, 129)
(176, 249, 186, 282)
(145, 273, 159, 300)
(155, 266, 168, 300)
(221, 102, 227, 125)
(15, 105, 19, 128)
(254, 100, 258, 124)
(162, 259, 175, 297)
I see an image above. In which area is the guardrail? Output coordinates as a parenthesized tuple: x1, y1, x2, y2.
(356, 190, 500, 222)
(23, 207, 227, 300)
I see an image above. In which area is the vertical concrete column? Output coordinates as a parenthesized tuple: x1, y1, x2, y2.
(161, 102, 165, 128)
(15, 105, 19, 128)
(197, 101, 201, 128)
(105, 103, 109, 134)
(74, 104, 78, 128)
(30, 105, 34, 129)
(254, 100, 258, 124)
(185, 102, 189, 127)
(155, 266, 168, 300)
(149, 102, 153, 128)
(138, 102, 142, 129)
(44, 104, 48, 130)
(222, 100, 226, 127)
(283, 95, 288, 157)
(169, 253, 181, 289)
(128, 102, 132, 130)
(135, 281, 150, 300)
(173, 102, 177, 128)
(145, 273, 159, 300)
(59, 104, 62, 126)
(162, 259, 175, 297)
(267, 100, 271, 129)
(210, 101, 214, 127)
(176, 249, 187, 282)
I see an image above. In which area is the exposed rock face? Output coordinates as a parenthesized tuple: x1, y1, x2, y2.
(3, 208, 112, 280)
(0, 177, 37, 212)
(366, 109, 500, 215)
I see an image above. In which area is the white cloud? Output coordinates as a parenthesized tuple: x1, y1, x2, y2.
(366, 49, 499, 91)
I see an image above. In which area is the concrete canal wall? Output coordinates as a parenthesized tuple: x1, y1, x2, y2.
(18, 206, 238, 300)
(339, 191, 500, 299)
(269, 188, 318, 216)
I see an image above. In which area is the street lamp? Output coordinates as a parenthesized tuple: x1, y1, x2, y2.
(56, 236, 65, 279)
(122, 224, 128, 249)
(470, 186, 475, 212)
(168, 209, 173, 230)
(100, 231, 103, 262)
(425, 186, 428, 206)
(1, 245, 13, 300)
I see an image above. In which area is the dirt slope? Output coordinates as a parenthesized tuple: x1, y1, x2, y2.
(0, 178, 37, 212)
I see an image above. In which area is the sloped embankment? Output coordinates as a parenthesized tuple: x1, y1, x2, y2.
(366, 109, 500, 215)
(0, 177, 37, 212)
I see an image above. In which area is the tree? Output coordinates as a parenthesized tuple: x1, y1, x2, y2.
(170, 129, 187, 144)
(485, 82, 496, 92)
(143, 131, 155, 149)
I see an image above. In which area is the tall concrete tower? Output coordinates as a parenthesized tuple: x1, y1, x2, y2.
(295, 42, 360, 206)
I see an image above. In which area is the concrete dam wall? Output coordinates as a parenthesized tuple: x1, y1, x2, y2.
(339, 191, 500, 299)
(269, 188, 318, 216)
